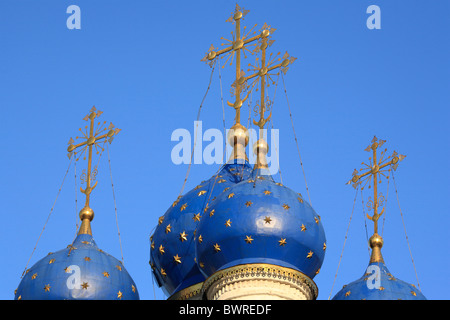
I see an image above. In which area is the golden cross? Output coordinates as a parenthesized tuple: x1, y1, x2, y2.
(201, 4, 266, 125)
(246, 23, 296, 169)
(67, 106, 121, 235)
(347, 136, 406, 235)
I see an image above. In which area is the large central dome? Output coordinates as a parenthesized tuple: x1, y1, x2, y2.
(195, 167, 326, 297)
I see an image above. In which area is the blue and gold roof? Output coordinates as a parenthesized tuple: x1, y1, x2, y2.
(332, 234, 425, 300)
(150, 159, 252, 297)
(332, 260, 425, 300)
(15, 233, 139, 300)
(195, 167, 326, 281)
(15, 108, 139, 300)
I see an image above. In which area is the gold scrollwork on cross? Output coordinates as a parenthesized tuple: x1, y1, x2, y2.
(347, 136, 406, 234)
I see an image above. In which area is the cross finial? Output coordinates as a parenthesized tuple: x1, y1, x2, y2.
(201, 6, 296, 163)
(67, 106, 121, 235)
(347, 136, 406, 262)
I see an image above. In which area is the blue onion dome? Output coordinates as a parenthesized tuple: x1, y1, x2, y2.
(195, 144, 327, 283)
(150, 125, 253, 299)
(14, 229, 139, 300)
(332, 234, 426, 300)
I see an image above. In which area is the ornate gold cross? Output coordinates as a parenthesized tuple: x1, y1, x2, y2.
(67, 106, 120, 235)
(347, 136, 406, 234)
(202, 4, 266, 125)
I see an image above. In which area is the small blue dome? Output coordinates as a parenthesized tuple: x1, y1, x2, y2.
(15, 233, 139, 300)
(150, 160, 252, 297)
(195, 170, 326, 280)
(332, 261, 426, 300)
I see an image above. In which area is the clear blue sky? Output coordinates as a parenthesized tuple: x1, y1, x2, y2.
(0, 0, 448, 300)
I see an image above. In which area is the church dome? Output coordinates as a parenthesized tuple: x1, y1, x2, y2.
(332, 233, 426, 300)
(332, 260, 426, 300)
(14, 233, 139, 300)
(195, 168, 326, 281)
(150, 159, 252, 298)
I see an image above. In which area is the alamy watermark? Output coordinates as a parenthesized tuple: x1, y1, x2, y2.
(366, 265, 381, 289)
(171, 121, 280, 175)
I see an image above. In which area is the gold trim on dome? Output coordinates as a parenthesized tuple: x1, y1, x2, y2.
(202, 263, 318, 300)
(168, 282, 204, 301)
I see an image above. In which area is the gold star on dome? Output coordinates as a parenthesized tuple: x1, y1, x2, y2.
(411, 291, 417, 296)
(279, 238, 287, 246)
(84, 256, 91, 261)
(379, 286, 385, 291)
(345, 291, 351, 297)
(192, 213, 202, 222)
(209, 209, 215, 217)
(199, 262, 205, 268)
(198, 235, 203, 243)
(263, 190, 272, 195)
(218, 179, 226, 183)
(179, 231, 188, 242)
(173, 254, 182, 264)
(49, 259, 55, 264)
(31, 273, 37, 280)
(223, 187, 230, 192)
(132, 285, 136, 293)
(64, 267, 71, 273)
(198, 190, 206, 196)
(165, 224, 172, 233)
(151, 241, 155, 250)
(81, 241, 90, 245)
(245, 201, 252, 207)
(159, 245, 165, 255)
(314, 217, 319, 224)
(228, 193, 235, 199)
(158, 216, 164, 225)
(323, 243, 327, 251)
(225, 219, 232, 227)
(307, 250, 313, 259)
(282, 204, 290, 210)
(81, 282, 89, 290)
(315, 268, 321, 275)
(160, 268, 167, 277)
(44, 284, 51, 292)
(264, 216, 272, 224)
(17, 295, 21, 300)
(213, 243, 221, 252)
(245, 235, 253, 244)
(116, 265, 122, 271)
(103, 271, 110, 278)
(301, 224, 307, 232)
(180, 203, 188, 212)
(117, 291, 123, 299)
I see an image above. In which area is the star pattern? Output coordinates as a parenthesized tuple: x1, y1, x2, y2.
(179, 231, 188, 242)
(245, 201, 252, 207)
(173, 254, 182, 264)
(278, 238, 287, 246)
(245, 235, 253, 244)
(225, 219, 232, 227)
(264, 216, 272, 224)
(213, 243, 221, 252)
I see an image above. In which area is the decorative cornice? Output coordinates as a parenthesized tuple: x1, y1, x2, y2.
(202, 263, 318, 300)
(168, 282, 204, 301)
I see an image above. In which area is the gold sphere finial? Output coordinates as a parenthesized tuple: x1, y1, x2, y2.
(228, 123, 249, 147)
(79, 206, 94, 222)
(369, 233, 383, 248)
